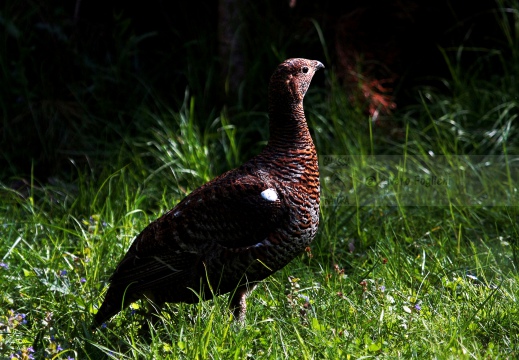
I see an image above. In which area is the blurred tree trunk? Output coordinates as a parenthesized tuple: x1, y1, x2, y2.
(218, 0, 246, 98)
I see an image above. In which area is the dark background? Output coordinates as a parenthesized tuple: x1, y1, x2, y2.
(0, 0, 507, 180)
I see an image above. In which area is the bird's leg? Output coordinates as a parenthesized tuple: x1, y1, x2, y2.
(229, 283, 257, 322)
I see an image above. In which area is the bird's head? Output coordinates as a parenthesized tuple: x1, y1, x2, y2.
(269, 58, 324, 109)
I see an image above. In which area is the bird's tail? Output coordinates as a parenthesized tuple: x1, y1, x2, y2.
(91, 286, 133, 329)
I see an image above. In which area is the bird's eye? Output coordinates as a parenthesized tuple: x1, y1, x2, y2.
(302, 66, 309, 74)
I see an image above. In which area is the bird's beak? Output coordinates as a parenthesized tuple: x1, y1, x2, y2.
(314, 61, 325, 71)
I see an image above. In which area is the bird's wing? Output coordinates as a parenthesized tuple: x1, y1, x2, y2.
(169, 172, 285, 249)
(108, 250, 199, 291)
(108, 172, 285, 289)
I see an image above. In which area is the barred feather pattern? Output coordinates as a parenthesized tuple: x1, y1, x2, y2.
(93, 58, 324, 327)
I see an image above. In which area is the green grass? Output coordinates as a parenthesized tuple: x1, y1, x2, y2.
(1, 149, 518, 359)
(2, 1, 519, 359)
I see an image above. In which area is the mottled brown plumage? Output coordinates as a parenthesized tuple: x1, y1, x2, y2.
(93, 58, 324, 327)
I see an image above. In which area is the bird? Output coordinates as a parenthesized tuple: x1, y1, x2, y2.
(93, 58, 324, 327)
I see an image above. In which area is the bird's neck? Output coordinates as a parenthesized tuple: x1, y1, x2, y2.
(266, 103, 315, 153)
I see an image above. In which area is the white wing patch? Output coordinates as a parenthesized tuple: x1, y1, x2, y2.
(261, 188, 278, 202)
